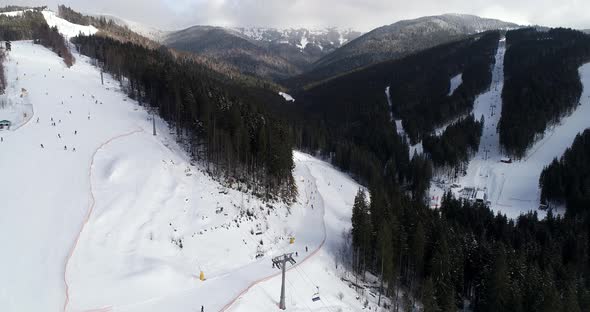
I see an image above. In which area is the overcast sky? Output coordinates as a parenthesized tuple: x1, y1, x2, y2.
(15, 0, 590, 31)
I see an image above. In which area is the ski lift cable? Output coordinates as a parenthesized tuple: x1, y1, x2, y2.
(293, 266, 337, 312)
(285, 275, 315, 312)
(297, 264, 342, 312)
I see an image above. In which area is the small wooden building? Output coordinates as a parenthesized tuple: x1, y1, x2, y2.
(0, 120, 11, 130)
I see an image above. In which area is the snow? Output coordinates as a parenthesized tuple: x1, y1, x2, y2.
(279, 91, 295, 102)
(298, 36, 309, 50)
(41, 10, 98, 39)
(385, 86, 393, 122)
(0, 40, 367, 311)
(448, 73, 463, 96)
(0, 40, 145, 311)
(225, 153, 370, 312)
(432, 40, 590, 218)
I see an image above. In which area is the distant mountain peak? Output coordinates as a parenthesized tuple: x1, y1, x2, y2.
(289, 14, 519, 88)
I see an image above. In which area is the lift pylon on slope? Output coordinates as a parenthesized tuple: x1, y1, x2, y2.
(272, 253, 296, 310)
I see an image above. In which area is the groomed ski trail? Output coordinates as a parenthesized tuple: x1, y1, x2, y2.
(63, 128, 144, 312)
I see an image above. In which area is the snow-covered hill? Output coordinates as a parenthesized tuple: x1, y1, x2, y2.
(0, 39, 368, 312)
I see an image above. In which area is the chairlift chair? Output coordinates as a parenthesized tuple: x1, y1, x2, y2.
(311, 286, 320, 302)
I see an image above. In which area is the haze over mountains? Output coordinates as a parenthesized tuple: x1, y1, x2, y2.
(99, 13, 519, 83)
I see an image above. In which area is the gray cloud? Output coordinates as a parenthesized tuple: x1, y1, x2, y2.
(13, 0, 590, 31)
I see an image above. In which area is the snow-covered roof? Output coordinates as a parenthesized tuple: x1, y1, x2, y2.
(476, 190, 485, 201)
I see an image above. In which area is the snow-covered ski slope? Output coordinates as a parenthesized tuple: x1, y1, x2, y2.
(226, 153, 368, 312)
(41, 10, 98, 39)
(0, 40, 150, 311)
(0, 41, 366, 311)
(431, 40, 590, 218)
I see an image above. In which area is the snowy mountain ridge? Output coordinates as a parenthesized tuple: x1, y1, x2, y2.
(233, 26, 362, 51)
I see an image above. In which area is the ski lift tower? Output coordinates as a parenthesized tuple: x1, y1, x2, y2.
(272, 253, 296, 310)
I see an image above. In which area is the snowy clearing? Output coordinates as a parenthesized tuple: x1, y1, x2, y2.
(448, 73, 463, 96)
(279, 91, 295, 102)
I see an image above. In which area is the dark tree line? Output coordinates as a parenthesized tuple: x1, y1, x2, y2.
(35, 24, 74, 67)
(0, 50, 5, 94)
(0, 10, 74, 66)
(0, 10, 46, 41)
(499, 28, 590, 158)
(57, 5, 90, 26)
(73, 35, 296, 201)
(0, 5, 46, 13)
(422, 114, 484, 168)
(540, 129, 590, 216)
(351, 188, 590, 311)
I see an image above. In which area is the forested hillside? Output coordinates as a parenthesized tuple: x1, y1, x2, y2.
(73, 35, 296, 201)
(287, 14, 515, 89)
(296, 31, 499, 145)
(539, 129, 590, 216)
(499, 28, 590, 158)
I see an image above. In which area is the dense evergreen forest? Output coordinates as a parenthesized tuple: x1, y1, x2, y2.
(0, 10, 46, 41)
(73, 35, 296, 201)
(0, 5, 46, 13)
(0, 9, 73, 66)
(539, 129, 590, 216)
(286, 32, 498, 204)
(422, 114, 484, 168)
(499, 28, 590, 158)
(351, 186, 590, 311)
(295, 31, 498, 144)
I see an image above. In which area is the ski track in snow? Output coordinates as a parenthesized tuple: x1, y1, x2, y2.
(63, 128, 144, 312)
